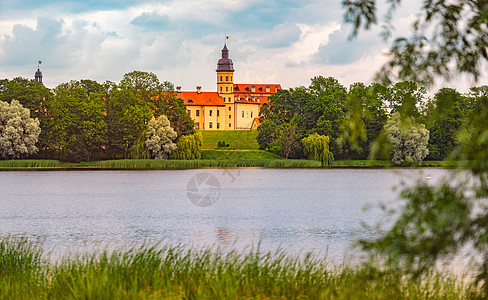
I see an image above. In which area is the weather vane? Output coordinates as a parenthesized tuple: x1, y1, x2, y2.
(38, 61, 42, 69)
(225, 34, 230, 45)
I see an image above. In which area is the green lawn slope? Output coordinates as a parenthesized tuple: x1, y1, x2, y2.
(199, 130, 259, 150)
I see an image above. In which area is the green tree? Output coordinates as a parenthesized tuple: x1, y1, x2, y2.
(172, 132, 203, 160)
(256, 120, 278, 151)
(0, 77, 53, 151)
(425, 88, 468, 160)
(106, 87, 152, 159)
(340, 82, 387, 159)
(302, 133, 333, 166)
(269, 122, 302, 159)
(342, 0, 488, 86)
(47, 82, 107, 162)
(0, 100, 41, 159)
(145, 115, 177, 159)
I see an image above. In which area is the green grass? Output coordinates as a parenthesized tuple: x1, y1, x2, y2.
(201, 149, 283, 160)
(0, 160, 61, 168)
(91, 159, 321, 169)
(199, 130, 259, 150)
(0, 236, 480, 299)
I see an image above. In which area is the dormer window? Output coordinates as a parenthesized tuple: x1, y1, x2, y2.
(245, 87, 250, 91)
(259, 87, 263, 92)
(188, 99, 194, 103)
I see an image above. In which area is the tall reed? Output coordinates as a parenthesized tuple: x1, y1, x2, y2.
(0, 236, 480, 299)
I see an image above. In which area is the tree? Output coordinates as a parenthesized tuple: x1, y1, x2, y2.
(0, 77, 53, 151)
(46, 82, 107, 162)
(383, 112, 429, 165)
(145, 115, 177, 159)
(269, 122, 302, 159)
(0, 100, 41, 159)
(302, 133, 333, 166)
(342, 0, 488, 86)
(106, 87, 152, 159)
(172, 132, 203, 160)
(425, 88, 468, 160)
(340, 82, 388, 159)
(258, 76, 346, 158)
(343, 1, 488, 289)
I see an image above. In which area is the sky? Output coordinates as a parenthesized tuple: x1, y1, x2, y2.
(0, 0, 484, 92)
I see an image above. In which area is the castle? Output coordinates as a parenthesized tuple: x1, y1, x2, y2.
(176, 43, 281, 130)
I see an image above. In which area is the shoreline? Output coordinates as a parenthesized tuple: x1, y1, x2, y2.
(0, 159, 459, 171)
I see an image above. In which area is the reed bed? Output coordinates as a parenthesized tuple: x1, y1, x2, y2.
(0, 160, 61, 168)
(0, 236, 481, 299)
(90, 159, 322, 169)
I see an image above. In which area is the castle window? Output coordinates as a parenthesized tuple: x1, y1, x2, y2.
(229, 123, 231, 127)
(226, 87, 228, 91)
(209, 122, 213, 129)
(196, 110, 200, 116)
(231, 76, 232, 81)
(228, 106, 231, 111)
(209, 110, 213, 116)
(187, 110, 191, 115)
(195, 122, 200, 130)
(251, 111, 253, 118)
(217, 123, 220, 129)
(229, 114, 231, 119)
(220, 87, 222, 91)
(266, 86, 270, 92)
(235, 86, 239, 91)
(220, 76, 222, 81)
(230, 87, 232, 92)
(217, 110, 220, 116)
(259, 87, 263, 92)
(242, 111, 244, 117)
(226, 76, 228, 81)
(245, 87, 250, 91)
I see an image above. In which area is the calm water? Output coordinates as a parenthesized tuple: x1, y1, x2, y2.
(0, 168, 448, 262)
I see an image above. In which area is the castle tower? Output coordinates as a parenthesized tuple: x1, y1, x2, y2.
(216, 44, 235, 129)
(34, 61, 43, 84)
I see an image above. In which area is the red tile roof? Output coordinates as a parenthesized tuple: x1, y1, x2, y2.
(177, 91, 225, 106)
(233, 84, 281, 94)
(235, 95, 269, 105)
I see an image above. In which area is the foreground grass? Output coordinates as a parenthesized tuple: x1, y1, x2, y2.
(199, 130, 259, 150)
(0, 236, 481, 300)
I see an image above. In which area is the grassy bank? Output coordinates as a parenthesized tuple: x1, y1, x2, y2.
(199, 130, 259, 150)
(91, 158, 321, 169)
(201, 149, 282, 160)
(0, 236, 479, 299)
(0, 158, 455, 170)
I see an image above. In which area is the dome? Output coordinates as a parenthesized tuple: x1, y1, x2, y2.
(35, 68, 43, 83)
(216, 44, 234, 72)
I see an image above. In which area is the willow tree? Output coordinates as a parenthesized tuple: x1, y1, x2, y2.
(302, 133, 333, 166)
(172, 132, 203, 160)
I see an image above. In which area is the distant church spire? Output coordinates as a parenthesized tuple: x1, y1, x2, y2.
(35, 61, 43, 84)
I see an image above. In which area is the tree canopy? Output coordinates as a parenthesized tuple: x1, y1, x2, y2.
(343, 0, 488, 86)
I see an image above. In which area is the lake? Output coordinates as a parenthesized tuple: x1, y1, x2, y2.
(0, 168, 447, 262)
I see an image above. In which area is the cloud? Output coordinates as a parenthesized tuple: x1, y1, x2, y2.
(130, 11, 170, 30)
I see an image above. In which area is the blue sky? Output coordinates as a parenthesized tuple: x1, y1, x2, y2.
(0, 0, 480, 91)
